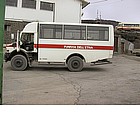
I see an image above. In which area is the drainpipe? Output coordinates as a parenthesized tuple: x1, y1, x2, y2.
(0, 0, 5, 105)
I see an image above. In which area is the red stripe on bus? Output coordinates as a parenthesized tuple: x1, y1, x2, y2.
(34, 44, 114, 50)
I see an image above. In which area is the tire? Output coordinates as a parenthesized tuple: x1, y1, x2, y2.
(11, 55, 28, 71)
(67, 56, 84, 72)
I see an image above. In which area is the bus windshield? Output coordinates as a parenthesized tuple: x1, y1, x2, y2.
(21, 33, 34, 43)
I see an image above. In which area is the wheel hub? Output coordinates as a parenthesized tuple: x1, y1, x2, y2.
(15, 60, 23, 67)
(72, 61, 80, 69)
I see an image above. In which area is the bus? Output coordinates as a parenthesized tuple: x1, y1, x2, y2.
(116, 22, 140, 31)
(4, 22, 114, 72)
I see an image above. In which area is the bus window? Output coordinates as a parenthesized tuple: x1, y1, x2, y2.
(40, 24, 62, 39)
(21, 33, 34, 51)
(87, 26, 109, 41)
(21, 33, 34, 43)
(64, 25, 86, 40)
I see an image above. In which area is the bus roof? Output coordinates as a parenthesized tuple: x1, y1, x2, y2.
(33, 21, 113, 27)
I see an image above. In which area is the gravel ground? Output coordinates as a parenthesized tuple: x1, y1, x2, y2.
(3, 54, 140, 105)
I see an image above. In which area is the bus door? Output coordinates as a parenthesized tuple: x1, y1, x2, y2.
(21, 33, 34, 51)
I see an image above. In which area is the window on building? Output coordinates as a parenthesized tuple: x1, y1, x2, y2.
(40, 1, 54, 11)
(64, 25, 86, 40)
(4, 25, 11, 32)
(40, 24, 62, 39)
(6, 0, 18, 7)
(22, 0, 36, 9)
(87, 26, 109, 41)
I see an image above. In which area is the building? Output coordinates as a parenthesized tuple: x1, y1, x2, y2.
(82, 19, 119, 28)
(4, 0, 89, 43)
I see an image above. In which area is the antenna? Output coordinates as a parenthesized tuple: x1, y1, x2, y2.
(100, 12, 102, 20)
(96, 10, 99, 19)
(96, 10, 102, 20)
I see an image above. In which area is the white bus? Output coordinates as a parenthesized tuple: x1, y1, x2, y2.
(116, 22, 140, 31)
(5, 22, 114, 72)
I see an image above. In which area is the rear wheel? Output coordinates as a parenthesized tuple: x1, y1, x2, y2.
(67, 56, 84, 72)
(11, 55, 28, 71)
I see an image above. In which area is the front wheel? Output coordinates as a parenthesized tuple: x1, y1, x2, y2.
(11, 55, 28, 71)
(67, 56, 84, 72)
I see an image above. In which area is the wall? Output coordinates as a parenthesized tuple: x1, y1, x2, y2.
(5, 0, 54, 22)
(4, 20, 29, 44)
(116, 36, 134, 54)
(5, 0, 82, 23)
(4, 0, 82, 44)
(55, 0, 81, 23)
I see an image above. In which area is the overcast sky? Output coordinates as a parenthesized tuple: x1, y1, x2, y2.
(82, 0, 140, 23)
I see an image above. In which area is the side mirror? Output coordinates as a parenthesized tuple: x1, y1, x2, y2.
(11, 34, 15, 40)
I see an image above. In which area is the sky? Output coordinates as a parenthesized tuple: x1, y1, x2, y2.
(82, 0, 140, 23)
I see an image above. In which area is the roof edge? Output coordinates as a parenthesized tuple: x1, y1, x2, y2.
(81, 0, 90, 8)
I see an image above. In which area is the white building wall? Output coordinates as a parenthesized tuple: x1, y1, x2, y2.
(55, 0, 82, 23)
(5, 0, 54, 22)
(5, 0, 82, 23)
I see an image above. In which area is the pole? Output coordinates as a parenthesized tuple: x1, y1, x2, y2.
(0, 0, 5, 105)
